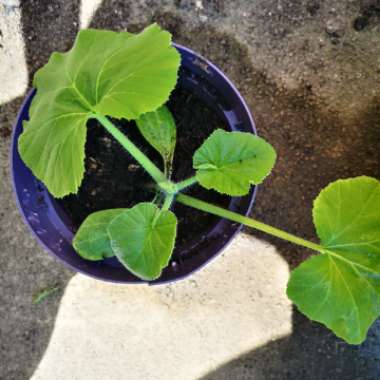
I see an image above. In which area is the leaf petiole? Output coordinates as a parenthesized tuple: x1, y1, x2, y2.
(174, 176, 198, 192)
(93, 112, 169, 186)
(162, 194, 174, 210)
(92, 114, 201, 199)
(176, 193, 323, 253)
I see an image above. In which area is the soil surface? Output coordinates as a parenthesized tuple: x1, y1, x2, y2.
(58, 87, 230, 261)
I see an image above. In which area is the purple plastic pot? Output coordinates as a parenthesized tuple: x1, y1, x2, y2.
(11, 44, 257, 284)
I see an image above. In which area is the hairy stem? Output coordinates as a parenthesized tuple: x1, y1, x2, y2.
(176, 193, 323, 252)
(93, 113, 168, 185)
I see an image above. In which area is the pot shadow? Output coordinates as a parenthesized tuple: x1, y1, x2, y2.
(1, 1, 380, 379)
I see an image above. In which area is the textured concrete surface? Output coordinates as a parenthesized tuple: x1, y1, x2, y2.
(1, 1, 380, 379)
(0, 4, 74, 380)
(0, 1, 27, 104)
(30, 235, 292, 380)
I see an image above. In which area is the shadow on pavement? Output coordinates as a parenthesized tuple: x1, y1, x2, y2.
(199, 313, 380, 380)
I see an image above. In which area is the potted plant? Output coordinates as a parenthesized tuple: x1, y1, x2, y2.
(12, 24, 380, 345)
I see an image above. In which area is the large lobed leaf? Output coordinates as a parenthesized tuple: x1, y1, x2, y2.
(193, 129, 276, 196)
(19, 24, 180, 198)
(287, 176, 380, 344)
(136, 105, 176, 176)
(108, 203, 177, 281)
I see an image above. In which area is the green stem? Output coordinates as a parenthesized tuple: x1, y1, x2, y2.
(162, 194, 174, 210)
(176, 193, 323, 253)
(93, 113, 168, 186)
(174, 176, 198, 192)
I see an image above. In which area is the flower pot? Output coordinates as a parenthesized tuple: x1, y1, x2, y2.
(11, 44, 257, 284)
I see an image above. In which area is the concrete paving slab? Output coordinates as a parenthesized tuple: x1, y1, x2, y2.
(30, 235, 292, 380)
(0, 0, 27, 104)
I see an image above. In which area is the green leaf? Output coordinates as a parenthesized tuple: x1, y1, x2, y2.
(136, 105, 176, 176)
(193, 129, 276, 196)
(19, 24, 180, 197)
(73, 209, 125, 260)
(287, 176, 380, 344)
(107, 202, 177, 281)
(33, 286, 60, 304)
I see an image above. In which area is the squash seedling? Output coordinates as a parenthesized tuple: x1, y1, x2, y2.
(18, 24, 380, 345)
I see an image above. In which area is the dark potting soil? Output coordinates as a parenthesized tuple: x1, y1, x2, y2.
(57, 87, 230, 262)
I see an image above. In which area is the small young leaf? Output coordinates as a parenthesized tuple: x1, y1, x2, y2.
(107, 202, 177, 281)
(136, 105, 176, 175)
(193, 129, 276, 196)
(73, 209, 125, 260)
(19, 24, 180, 198)
(287, 176, 380, 344)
